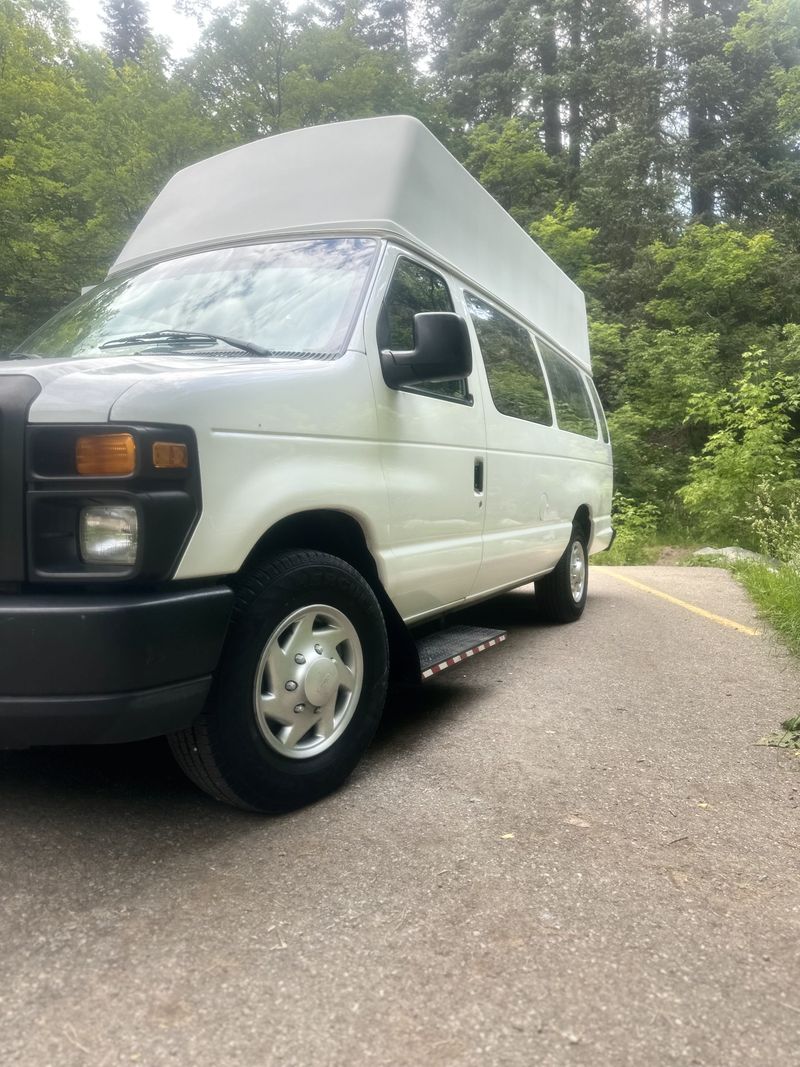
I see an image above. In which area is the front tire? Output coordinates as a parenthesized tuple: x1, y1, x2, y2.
(170, 550, 389, 813)
(535, 526, 588, 623)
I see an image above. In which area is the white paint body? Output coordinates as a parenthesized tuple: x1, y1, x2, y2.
(6, 117, 613, 625)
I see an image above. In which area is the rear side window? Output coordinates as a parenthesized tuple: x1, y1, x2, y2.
(586, 375, 610, 443)
(538, 341, 598, 438)
(465, 293, 552, 426)
(379, 257, 466, 400)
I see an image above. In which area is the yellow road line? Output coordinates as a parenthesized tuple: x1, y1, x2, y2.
(603, 569, 762, 636)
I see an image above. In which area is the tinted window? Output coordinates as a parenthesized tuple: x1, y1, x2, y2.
(379, 258, 466, 400)
(538, 341, 599, 438)
(465, 293, 552, 426)
(586, 376, 610, 443)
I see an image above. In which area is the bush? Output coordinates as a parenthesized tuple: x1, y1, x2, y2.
(596, 494, 660, 565)
(748, 482, 800, 566)
(680, 351, 800, 545)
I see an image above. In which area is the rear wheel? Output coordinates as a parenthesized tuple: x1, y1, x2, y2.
(535, 526, 588, 623)
(170, 550, 389, 813)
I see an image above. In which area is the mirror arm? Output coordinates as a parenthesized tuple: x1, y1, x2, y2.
(379, 348, 418, 389)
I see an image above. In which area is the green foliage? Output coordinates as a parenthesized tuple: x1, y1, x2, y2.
(595, 494, 660, 566)
(184, 0, 294, 139)
(730, 0, 800, 149)
(621, 326, 719, 428)
(736, 562, 800, 660)
(577, 128, 676, 268)
(592, 216, 800, 542)
(0, 0, 89, 342)
(184, 2, 429, 140)
(0, 1, 231, 349)
(281, 25, 427, 128)
(749, 484, 800, 566)
(461, 118, 559, 228)
(643, 225, 783, 358)
(730, 0, 800, 59)
(599, 326, 718, 506)
(680, 352, 800, 544)
(528, 202, 607, 294)
(776, 57, 800, 133)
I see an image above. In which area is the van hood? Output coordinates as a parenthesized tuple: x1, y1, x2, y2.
(0, 352, 319, 424)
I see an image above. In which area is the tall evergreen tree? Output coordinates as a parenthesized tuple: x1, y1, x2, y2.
(101, 0, 152, 66)
(723, 0, 800, 230)
(428, 0, 526, 122)
(672, 1, 748, 221)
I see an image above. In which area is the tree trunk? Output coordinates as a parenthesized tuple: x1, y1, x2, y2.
(687, 0, 715, 220)
(538, 5, 561, 157)
(566, 0, 582, 186)
(650, 0, 671, 183)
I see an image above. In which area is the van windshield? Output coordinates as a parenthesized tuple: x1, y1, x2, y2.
(17, 238, 377, 360)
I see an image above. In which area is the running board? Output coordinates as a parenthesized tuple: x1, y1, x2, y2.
(416, 625, 507, 680)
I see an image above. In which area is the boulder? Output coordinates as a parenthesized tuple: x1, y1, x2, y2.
(693, 546, 778, 568)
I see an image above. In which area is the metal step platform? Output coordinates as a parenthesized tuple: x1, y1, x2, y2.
(415, 625, 507, 680)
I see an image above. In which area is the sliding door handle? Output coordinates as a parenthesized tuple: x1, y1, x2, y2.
(474, 458, 484, 494)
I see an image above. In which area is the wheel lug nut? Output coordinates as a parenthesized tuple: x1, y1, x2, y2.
(294, 654, 306, 665)
(294, 703, 305, 714)
(314, 644, 323, 655)
(285, 680, 298, 692)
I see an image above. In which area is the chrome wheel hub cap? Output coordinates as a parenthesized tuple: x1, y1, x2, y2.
(569, 541, 586, 603)
(253, 604, 363, 760)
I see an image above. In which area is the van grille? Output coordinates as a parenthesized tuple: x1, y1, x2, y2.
(0, 374, 41, 582)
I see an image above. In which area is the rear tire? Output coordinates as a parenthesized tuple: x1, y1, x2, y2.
(535, 526, 588, 623)
(170, 550, 389, 813)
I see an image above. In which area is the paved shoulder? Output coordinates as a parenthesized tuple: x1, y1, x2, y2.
(596, 564, 764, 635)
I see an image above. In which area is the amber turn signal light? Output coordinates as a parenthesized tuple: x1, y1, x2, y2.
(76, 433, 136, 477)
(152, 442, 189, 470)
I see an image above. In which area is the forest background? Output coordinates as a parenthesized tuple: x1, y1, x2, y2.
(3, 0, 800, 564)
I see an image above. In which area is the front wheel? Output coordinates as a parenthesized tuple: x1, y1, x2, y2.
(535, 526, 588, 623)
(170, 550, 389, 813)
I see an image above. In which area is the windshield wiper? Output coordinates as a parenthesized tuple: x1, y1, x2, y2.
(98, 330, 273, 356)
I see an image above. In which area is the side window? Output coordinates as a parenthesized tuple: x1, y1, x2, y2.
(379, 257, 466, 400)
(538, 341, 599, 439)
(585, 375, 610, 444)
(465, 292, 552, 426)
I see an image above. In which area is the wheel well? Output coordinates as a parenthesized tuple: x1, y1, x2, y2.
(573, 505, 592, 545)
(238, 511, 419, 683)
(241, 510, 375, 575)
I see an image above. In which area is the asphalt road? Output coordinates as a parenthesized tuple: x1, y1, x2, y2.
(2, 565, 799, 1067)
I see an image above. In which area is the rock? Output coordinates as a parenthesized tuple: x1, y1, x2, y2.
(693, 545, 778, 568)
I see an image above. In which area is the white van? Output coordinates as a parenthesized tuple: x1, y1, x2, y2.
(0, 116, 612, 812)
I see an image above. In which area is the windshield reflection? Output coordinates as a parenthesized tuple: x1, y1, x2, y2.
(17, 238, 377, 360)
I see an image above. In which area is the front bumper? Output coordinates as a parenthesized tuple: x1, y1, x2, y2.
(0, 585, 233, 746)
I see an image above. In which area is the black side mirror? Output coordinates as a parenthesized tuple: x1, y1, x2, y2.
(380, 312, 472, 389)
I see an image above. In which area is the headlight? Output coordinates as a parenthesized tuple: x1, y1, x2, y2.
(79, 505, 138, 565)
(27, 423, 199, 583)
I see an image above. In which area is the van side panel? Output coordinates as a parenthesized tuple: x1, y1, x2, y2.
(458, 289, 613, 595)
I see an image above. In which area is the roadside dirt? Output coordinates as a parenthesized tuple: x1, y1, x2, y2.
(654, 544, 697, 565)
